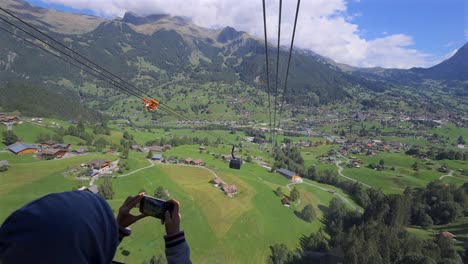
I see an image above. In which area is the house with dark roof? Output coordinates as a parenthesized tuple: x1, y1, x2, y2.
(281, 198, 291, 207)
(0, 115, 20, 123)
(277, 168, 296, 179)
(43, 140, 56, 147)
(88, 159, 110, 170)
(151, 153, 164, 162)
(167, 156, 178, 164)
(53, 143, 71, 150)
(41, 148, 67, 159)
(74, 148, 88, 154)
(184, 157, 193, 164)
(7, 142, 39, 155)
(131, 145, 147, 152)
(149, 146, 165, 152)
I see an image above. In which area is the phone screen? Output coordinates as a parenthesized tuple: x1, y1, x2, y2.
(140, 196, 167, 219)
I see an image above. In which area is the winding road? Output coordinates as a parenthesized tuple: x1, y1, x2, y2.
(335, 161, 371, 188)
(253, 178, 360, 212)
(287, 181, 362, 212)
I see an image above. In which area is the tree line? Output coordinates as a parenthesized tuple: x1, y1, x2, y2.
(269, 185, 468, 263)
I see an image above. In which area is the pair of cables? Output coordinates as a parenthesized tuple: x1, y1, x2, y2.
(261, 0, 301, 147)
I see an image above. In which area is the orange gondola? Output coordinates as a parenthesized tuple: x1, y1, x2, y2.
(143, 98, 160, 111)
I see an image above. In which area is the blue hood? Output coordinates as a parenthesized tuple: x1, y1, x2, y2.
(0, 191, 119, 263)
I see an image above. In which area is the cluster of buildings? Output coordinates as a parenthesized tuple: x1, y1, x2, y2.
(6, 141, 78, 159)
(210, 177, 238, 197)
(149, 153, 204, 166)
(82, 159, 114, 176)
(131, 144, 172, 153)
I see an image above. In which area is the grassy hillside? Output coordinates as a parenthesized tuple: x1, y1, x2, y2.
(107, 160, 338, 263)
(0, 82, 101, 121)
(0, 118, 466, 262)
(0, 140, 343, 263)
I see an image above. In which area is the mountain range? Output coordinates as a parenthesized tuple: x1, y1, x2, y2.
(0, 0, 466, 119)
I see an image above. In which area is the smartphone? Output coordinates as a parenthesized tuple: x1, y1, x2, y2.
(139, 195, 174, 219)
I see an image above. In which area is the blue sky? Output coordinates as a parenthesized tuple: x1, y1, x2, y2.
(24, 0, 467, 68)
(347, 0, 467, 59)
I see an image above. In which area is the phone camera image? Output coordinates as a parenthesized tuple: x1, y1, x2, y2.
(139, 195, 171, 219)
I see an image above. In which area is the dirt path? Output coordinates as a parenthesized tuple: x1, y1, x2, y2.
(335, 161, 372, 188)
(116, 159, 154, 178)
(290, 181, 362, 212)
(273, 180, 361, 212)
(90, 159, 154, 186)
(439, 170, 453, 180)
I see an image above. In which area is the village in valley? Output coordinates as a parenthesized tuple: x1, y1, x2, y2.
(2, 106, 465, 202)
(1, 96, 467, 263)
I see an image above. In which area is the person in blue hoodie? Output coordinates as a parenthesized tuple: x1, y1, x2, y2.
(0, 190, 191, 264)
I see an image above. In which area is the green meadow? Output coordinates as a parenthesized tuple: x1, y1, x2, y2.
(0, 143, 340, 263)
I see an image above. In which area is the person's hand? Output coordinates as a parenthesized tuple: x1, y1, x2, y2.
(162, 200, 181, 235)
(117, 193, 147, 228)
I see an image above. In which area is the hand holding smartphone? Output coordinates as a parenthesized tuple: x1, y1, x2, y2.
(139, 195, 175, 219)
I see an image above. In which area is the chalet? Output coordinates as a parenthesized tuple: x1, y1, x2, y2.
(53, 143, 71, 150)
(0, 160, 10, 167)
(211, 177, 223, 185)
(7, 142, 39, 155)
(74, 148, 88, 154)
(0, 115, 20, 123)
(88, 159, 110, 170)
(167, 156, 178, 164)
(277, 168, 297, 179)
(184, 158, 193, 164)
(438, 166, 448, 173)
(151, 153, 164, 162)
(199, 146, 206, 151)
(222, 184, 238, 196)
(327, 189, 337, 194)
(440, 231, 457, 240)
(131, 145, 147, 152)
(192, 159, 204, 166)
(281, 198, 291, 207)
(149, 146, 165, 152)
(43, 140, 56, 147)
(41, 148, 67, 159)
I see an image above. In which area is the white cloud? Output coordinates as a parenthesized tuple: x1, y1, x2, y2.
(36, 0, 436, 69)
